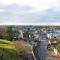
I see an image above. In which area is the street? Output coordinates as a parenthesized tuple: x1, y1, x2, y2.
(37, 40, 48, 60)
(35, 40, 60, 60)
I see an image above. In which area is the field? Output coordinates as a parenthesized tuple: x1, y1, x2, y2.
(0, 39, 24, 60)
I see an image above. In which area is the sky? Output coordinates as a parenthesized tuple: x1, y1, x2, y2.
(0, 0, 60, 25)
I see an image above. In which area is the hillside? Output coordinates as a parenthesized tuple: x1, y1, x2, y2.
(0, 39, 25, 60)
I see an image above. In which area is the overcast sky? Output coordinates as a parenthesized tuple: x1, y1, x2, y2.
(0, 0, 60, 25)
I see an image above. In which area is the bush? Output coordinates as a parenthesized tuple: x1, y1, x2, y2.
(15, 40, 32, 58)
(0, 34, 3, 39)
(53, 41, 60, 52)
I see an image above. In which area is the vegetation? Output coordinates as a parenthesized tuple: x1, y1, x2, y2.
(5, 26, 14, 40)
(0, 26, 17, 41)
(52, 40, 60, 52)
(0, 39, 25, 60)
(56, 41, 60, 52)
(15, 40, 33, 58)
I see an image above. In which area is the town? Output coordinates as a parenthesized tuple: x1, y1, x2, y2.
(0, 26, 60, 60)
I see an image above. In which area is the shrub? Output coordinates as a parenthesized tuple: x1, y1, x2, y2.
(15, 40, 32, 58)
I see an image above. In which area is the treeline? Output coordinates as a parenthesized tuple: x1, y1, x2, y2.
(0, 26, 19, 41)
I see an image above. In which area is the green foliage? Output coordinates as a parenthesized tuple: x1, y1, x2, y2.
(0, 34, 3, 39)
(0, 39, 25, 60)
(53, 41, 60, 52)
(6, 26, 13, 41)
(56, 46, 60, 52)
(0, 26, 18, 41)
(0, 47, 24, 60)
(0, 26, 13, 41)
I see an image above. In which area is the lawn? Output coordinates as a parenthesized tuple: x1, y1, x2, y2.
(0, 39, 25, 60)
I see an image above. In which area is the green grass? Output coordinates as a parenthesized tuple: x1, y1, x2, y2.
(0, 39, 25, 60)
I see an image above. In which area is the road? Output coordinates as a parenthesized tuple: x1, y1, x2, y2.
(35, 40, 60, 60)
(37, 40, 48, 60)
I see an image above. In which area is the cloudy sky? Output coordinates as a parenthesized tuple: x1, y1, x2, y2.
(0, 0, 60, 25)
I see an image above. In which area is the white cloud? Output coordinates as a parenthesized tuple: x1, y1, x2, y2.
(0, 0, 15, 4)
(0, 9, 6, 12)
(0, 0, 58, 11)
(0, 0, 60, 25)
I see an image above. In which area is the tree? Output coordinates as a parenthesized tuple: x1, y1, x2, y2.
(6, 26, 14, 41)
(15, 40, 32, 58)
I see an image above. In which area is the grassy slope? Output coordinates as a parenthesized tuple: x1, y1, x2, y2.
(0, 39, 24, 60)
